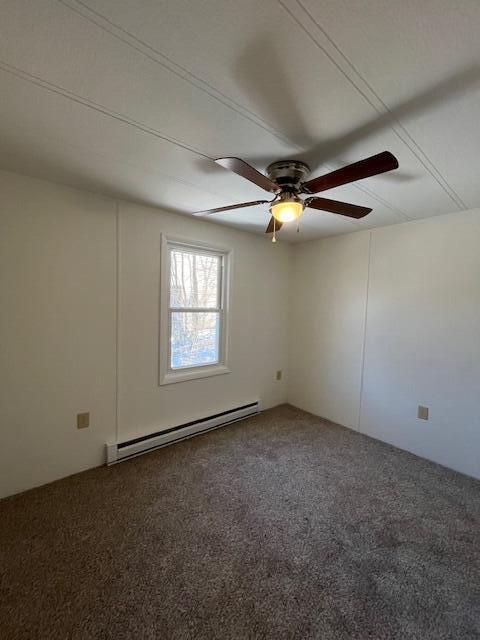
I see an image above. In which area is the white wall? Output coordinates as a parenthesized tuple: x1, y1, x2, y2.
(0, 170, 291, 498)
(288, 232, 370, 430)
(117, 201, 290, 442)
(2, 165, 479, 498)
(0, 172, 117, 499)
(289, 210, 480, 479)
(361, 211, 480, 479)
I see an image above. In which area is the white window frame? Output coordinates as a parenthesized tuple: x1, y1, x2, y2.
(159, 233, 231, 386)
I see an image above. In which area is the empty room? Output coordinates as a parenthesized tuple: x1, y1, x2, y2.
(1, 1, 479, 638)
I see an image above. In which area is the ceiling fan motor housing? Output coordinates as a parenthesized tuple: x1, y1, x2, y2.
(266, 160, 310, 192)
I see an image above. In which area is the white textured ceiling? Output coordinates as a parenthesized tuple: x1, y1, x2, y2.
(0, 0, 479, 242)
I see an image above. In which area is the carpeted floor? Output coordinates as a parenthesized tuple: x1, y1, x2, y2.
(1, 405, 479, 639)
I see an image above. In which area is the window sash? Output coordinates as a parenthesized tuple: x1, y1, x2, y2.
(169, 310, 222, 370)
(167, 243, 225, 373)
(168, 245, 223, 311)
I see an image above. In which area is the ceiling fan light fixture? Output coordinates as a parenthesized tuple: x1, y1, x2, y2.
(270, 197, 304, 223)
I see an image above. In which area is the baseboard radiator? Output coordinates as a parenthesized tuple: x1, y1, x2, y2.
(106, 401, 260, 465)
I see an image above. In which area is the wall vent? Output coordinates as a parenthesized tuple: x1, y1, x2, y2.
(106, 401, 260, 465)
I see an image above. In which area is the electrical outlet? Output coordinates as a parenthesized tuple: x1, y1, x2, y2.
(77, 412, 90, 429)
(417, 405, 429, 421)
(276, 370, 282, 381)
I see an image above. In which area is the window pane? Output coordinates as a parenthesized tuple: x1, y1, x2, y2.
(170, 249, 220, 308)
(170, 312, 220, 369)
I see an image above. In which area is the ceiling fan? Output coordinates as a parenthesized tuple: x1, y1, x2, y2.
(194, 151, 399, 240)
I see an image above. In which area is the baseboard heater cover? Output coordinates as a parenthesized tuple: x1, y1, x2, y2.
(106, 401, 260, 465)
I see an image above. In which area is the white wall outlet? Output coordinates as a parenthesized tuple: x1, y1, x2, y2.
(417, 405, 429, 420)
(77, 412, 90, 429)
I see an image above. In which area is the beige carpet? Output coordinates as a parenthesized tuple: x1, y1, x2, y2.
(1, 404, 479, 639)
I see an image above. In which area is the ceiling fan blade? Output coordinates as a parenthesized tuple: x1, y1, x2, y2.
(265, 217, 283, 233)
(216, 157, 279, 193)
(194, 200, 269, 216)
(306, 197, 372, 219)
(301, 151, 399, 194)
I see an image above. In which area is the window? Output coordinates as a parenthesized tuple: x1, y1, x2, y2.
(159, 236, 230, 385)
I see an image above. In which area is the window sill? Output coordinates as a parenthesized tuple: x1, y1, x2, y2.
(159, 363, 230, 386)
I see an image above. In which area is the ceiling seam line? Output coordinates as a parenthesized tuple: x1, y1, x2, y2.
(386, 124, 467, 207)
(5, 116, 240, 203)
(57, 0, 294, 148)
(68, 0, 286, 129)
(0, 61, 259, 207)
(344, 184, 411, 221)
(293, 0, 467, 209)
(0, 59, 213, 160)
(0, 59, 405, 224)
(287, 0, 466, 210)
(57, 0, 409, 220)
(0, 57, 408, 224)
(289, 0, 465, 209)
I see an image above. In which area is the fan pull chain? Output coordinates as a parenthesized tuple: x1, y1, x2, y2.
(272, 218, 277, 243)
(297, 218, 300, 233)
